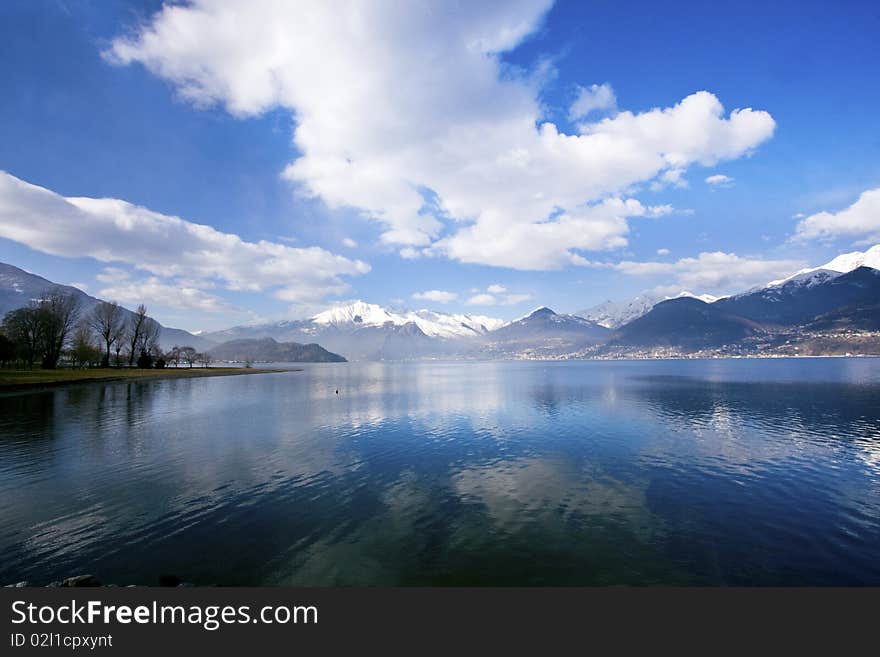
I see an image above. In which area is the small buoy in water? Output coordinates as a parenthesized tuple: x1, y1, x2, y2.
(335, 389, 339, 395)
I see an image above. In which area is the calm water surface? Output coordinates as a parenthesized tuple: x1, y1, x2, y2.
(2, 359, 879, 585)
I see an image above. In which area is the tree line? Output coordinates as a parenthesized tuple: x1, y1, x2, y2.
(0, 290, 212, 370)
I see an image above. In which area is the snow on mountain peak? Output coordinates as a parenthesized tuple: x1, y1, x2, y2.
(765, 244, 880, 288)
(820, 243, 880, 273)
(311, 301, 394, 327)
(310, 300, 503, 338)
(576, 290, 717, 329)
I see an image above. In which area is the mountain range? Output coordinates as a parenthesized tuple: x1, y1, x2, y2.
(2, 244, 879, 361)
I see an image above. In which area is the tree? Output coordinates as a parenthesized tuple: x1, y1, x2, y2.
(168, 345, 182, 368)
(124, 306, 161, 367)
(1, 290, 78, 369)
(126, 304, 148, 367)
(197, 352, 213, 368)
(136, 348, 154, 369)
(0, 332, 16, 367)
(89, 301, 123, 367)
(114, 341, 125, 367)
(179, 346, 197, 368)
(138, 317, 161, 362)
(37, 291, 79, 369)
(2, 306, 41, 367)
(70, 322, 101, 368)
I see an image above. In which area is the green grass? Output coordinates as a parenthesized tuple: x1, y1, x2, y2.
(0, 367, 289, 390)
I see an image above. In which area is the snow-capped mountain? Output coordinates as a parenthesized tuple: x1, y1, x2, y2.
(202, 301, 505, 361)
(765, 244, 880, 288)
(577, 291, 719, 329)
(311, 301, 504, 338)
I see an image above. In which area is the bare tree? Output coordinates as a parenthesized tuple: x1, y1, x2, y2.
(37, 290, 79, 369)
(179, 346, 197, 368)
(168, 345, 182, 368)
(89, 301, 123, 367)
(114, 340, 125, 367)
(126, 304, 148, 367)
(197, 352, 213, 368)
(138, 317, 161, 360)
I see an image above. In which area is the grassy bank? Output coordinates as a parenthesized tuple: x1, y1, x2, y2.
(0, 367, 290, 391)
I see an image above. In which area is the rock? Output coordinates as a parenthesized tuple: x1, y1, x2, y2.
(61, 574, 101, 587)
(4, 581, 29, 588)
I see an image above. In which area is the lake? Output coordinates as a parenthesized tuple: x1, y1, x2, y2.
(1, 358, 879, 586)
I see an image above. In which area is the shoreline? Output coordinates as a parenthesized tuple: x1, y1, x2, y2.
(0, 367, 294, 393)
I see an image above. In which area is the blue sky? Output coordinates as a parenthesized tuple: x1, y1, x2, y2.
(1, 0, 878, 331)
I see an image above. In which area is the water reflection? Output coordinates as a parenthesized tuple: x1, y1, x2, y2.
(1, 359, 879, 585)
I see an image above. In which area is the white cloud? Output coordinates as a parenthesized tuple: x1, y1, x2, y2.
(412, 289, 458, 304)
(98, 273, 232, 313)
(466, 291, 531, 306)
(430, 198, 672, 270)
(0, 171, 370, 306)
(656, 248, 670, 256)
(705, 173, 734, 188)
(569, 83, 616, 121)
(650, 168, 688, 191)
(486, 284, 507, 294)
(792, 187, 880, 243)
(466, 293, 498, 306)
(342, 237, 358, 248)
(106, 1, 775, 271)
(503, 293, 532, 305)
(615, 251, 804, 293)
(399, 247, 421, 260)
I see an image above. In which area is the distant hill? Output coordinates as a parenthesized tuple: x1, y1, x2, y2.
(209, 337, 346, 363)
(0, 262, 214, 351)
(481, 307, 609, 357)
(606, 297, 764, 350)
(803, 302, 880, 332)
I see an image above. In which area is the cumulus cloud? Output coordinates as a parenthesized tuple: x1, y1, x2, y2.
(486, 284, 507, 294)
(656, 248, 670, 256)
(0, 171, 370, 308)
(503, 293, 532, 305)
(412, 289, 458, 304)
(97, 270, 232, 312)
(466, 293, 498, 306)
(615, 251, 803, 293)
(569, 83, 616, 121)
(342, 237, 358, 248)
(430, 198, 672, 270)
(650, 167, 688, 191)
(466, 290, 532, 306)
(106, 1, 775, 270)
(705, 173, 734, 188)
(792, 188, 880, 243)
